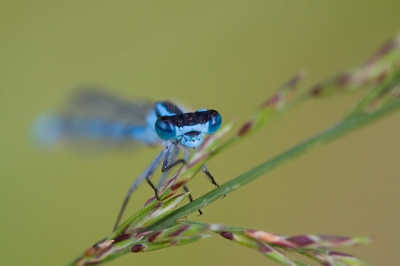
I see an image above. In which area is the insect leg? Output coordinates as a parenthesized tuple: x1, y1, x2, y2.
(182, 185, 203, 216)
(161, 147, 202, 214)
(161, 142, 185, 172)
(202, 164, 219, 187)
(202, 163, 225, 198)
(157, 142, 180, 188)
(113, 149, 167, 231)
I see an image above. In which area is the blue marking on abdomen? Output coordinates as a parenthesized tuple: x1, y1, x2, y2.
(32, 115, 162, 147)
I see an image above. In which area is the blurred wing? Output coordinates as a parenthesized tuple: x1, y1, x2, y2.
(32, 88, 158, 150)
(67, 88, 152, 125)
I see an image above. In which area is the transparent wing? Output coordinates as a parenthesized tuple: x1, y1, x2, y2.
(67, 88, 152, 125)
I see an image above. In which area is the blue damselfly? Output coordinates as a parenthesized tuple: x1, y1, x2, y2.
(33, 88, 222, 231)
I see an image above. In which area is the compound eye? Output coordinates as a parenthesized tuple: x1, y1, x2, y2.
(206, 110, 222, 134)
(155, 116, 177, 140)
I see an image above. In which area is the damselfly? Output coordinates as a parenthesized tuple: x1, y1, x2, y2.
(33, 89, 222, 231)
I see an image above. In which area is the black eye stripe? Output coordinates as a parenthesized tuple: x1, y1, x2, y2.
(159, 110, 219, 127)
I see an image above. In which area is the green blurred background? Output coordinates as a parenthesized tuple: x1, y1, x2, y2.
(1, 1, 400, 265)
